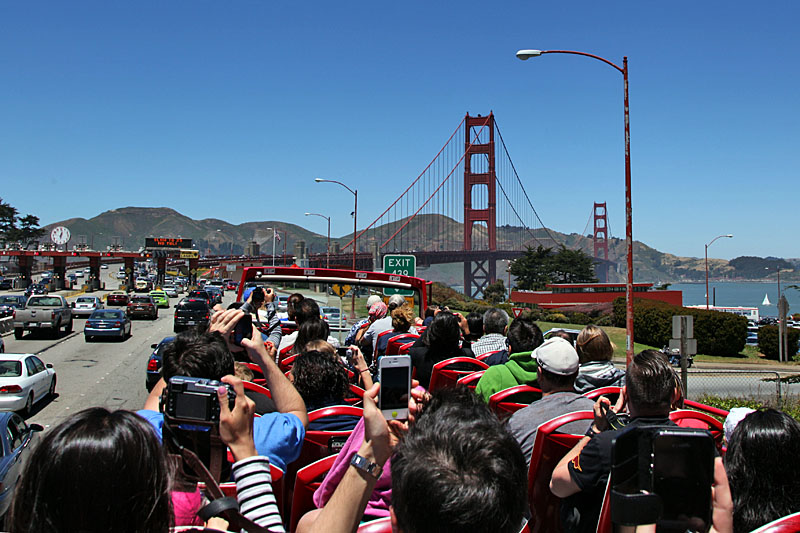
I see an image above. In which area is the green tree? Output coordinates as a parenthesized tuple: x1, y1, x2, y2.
(509, 245, 597, 290)
(0, 198, 45, 244)
(483, 279, 506, 304)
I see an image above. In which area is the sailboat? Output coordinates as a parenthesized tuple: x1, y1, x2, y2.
(762, 293, 771, 306)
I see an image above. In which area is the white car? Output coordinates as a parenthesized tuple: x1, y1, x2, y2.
(116, 272, 127, 280)
(100, 264, 108, 269)
(72, 296, 103, 317)
(162, 285, 179, 298)
(0, 354, 57, 414)
(75, 271, 84, 278)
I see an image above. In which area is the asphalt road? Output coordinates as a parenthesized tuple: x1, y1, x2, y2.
(1, 269, 215, 430)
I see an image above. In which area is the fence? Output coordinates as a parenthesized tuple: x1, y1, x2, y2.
(685, 369, 791, 406)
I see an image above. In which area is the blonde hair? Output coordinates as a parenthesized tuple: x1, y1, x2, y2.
(576, 325, 614, 364)
(391, 304, 415, 332)
(234, 362, 255, 382)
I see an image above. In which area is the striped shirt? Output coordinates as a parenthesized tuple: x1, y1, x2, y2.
(232, 455, 285, 532)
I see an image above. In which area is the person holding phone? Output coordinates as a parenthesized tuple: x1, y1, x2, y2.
(245, 286, 283, 348)
(550, 350, 723, 533)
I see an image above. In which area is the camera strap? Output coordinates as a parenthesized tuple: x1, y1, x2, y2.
(164, 425, 268, 533)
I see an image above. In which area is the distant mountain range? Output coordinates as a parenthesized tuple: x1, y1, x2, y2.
(43, 207, 796, 285)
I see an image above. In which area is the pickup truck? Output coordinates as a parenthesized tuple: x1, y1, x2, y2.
(13, 295, 73, 339)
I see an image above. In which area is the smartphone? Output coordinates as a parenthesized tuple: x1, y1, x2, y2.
(232, 314, 253, 346)
(378, 356, 411, 420)
(652, 429, 714, 530)
(336, 346, 353, 365)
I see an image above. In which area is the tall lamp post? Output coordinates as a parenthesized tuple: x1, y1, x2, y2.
(517, 48, 634, 365)
(305, 212, 331, 268)
(315, 178, 358, 319)
(265, 227, 278, 266)
(705, 234, 733, 309)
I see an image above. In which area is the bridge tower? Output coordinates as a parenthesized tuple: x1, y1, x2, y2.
(463, 113, 497, 298)
(593, 202, 609, 282)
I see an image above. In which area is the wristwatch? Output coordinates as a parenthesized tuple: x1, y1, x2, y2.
(350, 453, 383, 480)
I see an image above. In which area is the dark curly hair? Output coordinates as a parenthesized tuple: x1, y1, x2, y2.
(291, 350, 349, 410)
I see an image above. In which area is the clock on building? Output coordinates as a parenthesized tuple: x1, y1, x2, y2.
(50, 226, 71, 245)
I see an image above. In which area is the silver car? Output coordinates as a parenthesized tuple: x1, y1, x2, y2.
(71, 296, 103, 317)
(321, 306, 342, 328)
(162, 285, 179, 298)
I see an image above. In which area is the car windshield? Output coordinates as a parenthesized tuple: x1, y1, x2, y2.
(91, 310, 123, 319)
(322, 307, 340, 315)
(0, 361, 22, 378)
(131, 297, 151, 303)
(27, 297, 61, 307)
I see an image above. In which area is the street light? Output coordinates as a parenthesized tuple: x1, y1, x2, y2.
(517, 48, 634, 365)
(305, 212, 331, 269)
(705, 234, 733, 309)
(265, 227, 278, 266)
(315, 177, 358, 319)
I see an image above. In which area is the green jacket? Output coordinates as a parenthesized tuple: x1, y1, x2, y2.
(475, 351, 539, 403)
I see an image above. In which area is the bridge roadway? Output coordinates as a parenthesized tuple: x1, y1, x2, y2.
(2, 270, 799, 432)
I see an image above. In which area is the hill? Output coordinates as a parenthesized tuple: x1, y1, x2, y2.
(42, 208, 793, 284)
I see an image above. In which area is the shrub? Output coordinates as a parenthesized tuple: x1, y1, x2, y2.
(543, 312, 569, 323)
(566, 312, 591, 325)
(757, 326, 800, 360)
(613, 297, 747, 356)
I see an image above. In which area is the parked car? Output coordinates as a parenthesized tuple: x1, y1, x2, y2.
(71, 296, 103, 317)
(173, 298, 211, 333)
(146, 336, 175, 391)
(84, 309, 132, 341)
(0, 296, 26, 318)
(127, 295, 158, 320)
(106, 291, 130, 306)
(0, 354, 57, 414)
(0, 412, 43, 520)
(149, 290, 170, 309)
(0, 279, 14, 290)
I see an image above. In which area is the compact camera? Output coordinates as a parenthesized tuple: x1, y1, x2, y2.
(161, 376, 236, 425)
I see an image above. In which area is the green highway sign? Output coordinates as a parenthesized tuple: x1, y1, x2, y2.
(383, 254, 416, 296)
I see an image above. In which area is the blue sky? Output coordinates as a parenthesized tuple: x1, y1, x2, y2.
(1, 1, 797, 260)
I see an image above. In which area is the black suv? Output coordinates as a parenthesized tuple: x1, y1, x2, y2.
(173, 298, 211, 333)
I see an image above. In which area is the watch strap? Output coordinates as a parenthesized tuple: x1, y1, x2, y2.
(350, 453, 382, 480)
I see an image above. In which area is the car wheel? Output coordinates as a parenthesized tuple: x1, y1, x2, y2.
(49, 375, 57, 397)
(14, 328, 23, 340)
(23, 393, 34, 416)
(64, 318, 73, 334)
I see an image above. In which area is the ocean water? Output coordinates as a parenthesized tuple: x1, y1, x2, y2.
(671, 282, 800, 318)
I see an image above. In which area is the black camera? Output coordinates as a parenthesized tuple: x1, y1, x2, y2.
(161, 376, 236, 425)
(611, 425, 714, 531)
(251, 287, 265, 304)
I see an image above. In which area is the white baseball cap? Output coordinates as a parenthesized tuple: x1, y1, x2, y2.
(533, 337, 580, 376)
(366, 295, 382, 309)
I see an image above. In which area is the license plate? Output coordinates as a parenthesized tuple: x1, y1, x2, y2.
(26, 322, 36, 327)
(186, 321, 196, 325)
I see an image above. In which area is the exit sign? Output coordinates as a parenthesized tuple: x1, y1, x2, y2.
(383, 254, 416, 296)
